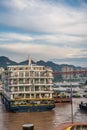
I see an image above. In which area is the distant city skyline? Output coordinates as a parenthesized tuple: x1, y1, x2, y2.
(0, 0, 87, 67)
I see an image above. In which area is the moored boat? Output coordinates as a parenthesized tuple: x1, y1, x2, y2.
(53, 93, 70, 103)
(1, 57, 55, 112)
(79, 101, 87, 112)
(53, 86, 70, 103)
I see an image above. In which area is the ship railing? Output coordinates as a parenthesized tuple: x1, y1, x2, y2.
(11, 97, 54, 100)
(65, 125, 87, 130)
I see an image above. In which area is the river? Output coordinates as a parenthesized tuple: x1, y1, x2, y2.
(0, 98, 87, 130)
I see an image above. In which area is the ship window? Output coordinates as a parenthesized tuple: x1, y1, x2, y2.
(19, 86, 24, 91)
(14, 94, 19, 99)
(41, 86, 45, 91)
(19, 93, 24, 98)
(19, 72, 24, 77)
(34, 79, 39, 83)
(40, 72, 44, 76)
(40, 79, 44, 83)
(41, 94, 45, 98)
(35, 86, 39, 91)
(36, 94, 40, 98)
(25, 79, 29, 84)
(31, 94, 34, 98)
(26, 94, 30, 98)
(19, 79, 23, 84)
(25, 67, 29, 70)
(13, 79, 18, 84)
(35, 72, 39, 76)
(25, 72, 29, 76)
(14, 72, 18, 77)
(14, 87, 18, 92)
(31, 86, 34, 91)
(19, 67, 23, 70)
(25, 86, 29, 91)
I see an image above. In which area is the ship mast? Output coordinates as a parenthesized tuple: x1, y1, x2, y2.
(28, 55, 32, 66)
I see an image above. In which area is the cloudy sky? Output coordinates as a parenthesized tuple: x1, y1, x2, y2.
(0, 0, 87, 67)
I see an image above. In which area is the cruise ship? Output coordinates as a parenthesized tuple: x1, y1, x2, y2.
(1, 57, 55, 112)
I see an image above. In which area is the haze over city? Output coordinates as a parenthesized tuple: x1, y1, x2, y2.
(0, 0, 87, 67)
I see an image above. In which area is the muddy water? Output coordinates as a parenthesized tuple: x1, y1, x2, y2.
(0, 98, 87, 130)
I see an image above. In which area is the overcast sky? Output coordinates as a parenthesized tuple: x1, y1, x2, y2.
(0, 0, 87, 67)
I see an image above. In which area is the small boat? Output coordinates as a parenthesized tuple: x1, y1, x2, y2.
(53, 93, 70, 103)
(53, 86, 70, 103)
(79, 102, 87, 112)
(54, 96, 70, 103)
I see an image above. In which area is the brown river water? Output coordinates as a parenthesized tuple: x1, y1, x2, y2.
(0, 97, 87, 130)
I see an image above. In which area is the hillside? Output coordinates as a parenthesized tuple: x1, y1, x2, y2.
(0, 56, 83, 71)
(0, 56, 18, 68)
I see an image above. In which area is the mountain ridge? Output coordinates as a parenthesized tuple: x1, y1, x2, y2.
(0, 56, 86, 82)
(0, 56, 84, 71)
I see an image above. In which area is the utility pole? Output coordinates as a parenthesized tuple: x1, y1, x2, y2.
(70, 85, 73, 123)
(70, 67, 74, 124)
